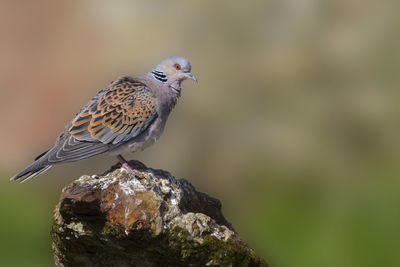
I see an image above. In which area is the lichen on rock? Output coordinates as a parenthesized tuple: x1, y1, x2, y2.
(52, 160, 268, 267)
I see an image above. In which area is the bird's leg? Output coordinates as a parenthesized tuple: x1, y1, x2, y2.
(117, 155, 133, 171)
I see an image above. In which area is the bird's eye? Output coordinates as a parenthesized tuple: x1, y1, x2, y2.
(174, 64, 181, 70)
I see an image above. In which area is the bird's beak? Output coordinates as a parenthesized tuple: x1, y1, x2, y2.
(185, 72, 197, 82)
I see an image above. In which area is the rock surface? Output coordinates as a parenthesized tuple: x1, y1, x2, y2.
(52, 161, 268, 267)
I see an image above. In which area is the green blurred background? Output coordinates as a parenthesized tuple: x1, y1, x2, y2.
(1, 0, 400, 266)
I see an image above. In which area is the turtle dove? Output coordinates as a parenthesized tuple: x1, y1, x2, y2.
(11, 56, 196, 182)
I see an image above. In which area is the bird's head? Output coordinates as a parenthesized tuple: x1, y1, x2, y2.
(151, 56, 197, 84)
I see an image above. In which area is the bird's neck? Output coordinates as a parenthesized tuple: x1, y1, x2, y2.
(164, 80, 181, 112)
(146, 72, 181, 115)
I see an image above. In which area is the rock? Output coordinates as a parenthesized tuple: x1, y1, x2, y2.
(51, 160, 268, 267)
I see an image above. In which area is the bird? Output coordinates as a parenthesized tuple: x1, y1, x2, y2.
(11, 56, 197, 182)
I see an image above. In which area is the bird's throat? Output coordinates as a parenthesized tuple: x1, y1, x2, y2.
(169, 80, 182, 99)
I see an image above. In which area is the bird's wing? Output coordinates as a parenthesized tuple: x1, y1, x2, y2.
(68, 76, 158, 145)
(30, 76, 158, 165)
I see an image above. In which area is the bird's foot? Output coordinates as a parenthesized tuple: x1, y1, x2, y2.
(117, 155, 132, 171)
(116, 155, 147, 172)
(122, 162, 133, 171)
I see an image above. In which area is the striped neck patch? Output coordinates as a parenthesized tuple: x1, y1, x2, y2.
(152, 71, 168, 83)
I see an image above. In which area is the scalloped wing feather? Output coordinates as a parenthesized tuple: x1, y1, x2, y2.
(69, 77, 158, 145)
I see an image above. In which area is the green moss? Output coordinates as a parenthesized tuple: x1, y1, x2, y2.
(102, 222, 122, 236)
(51, 219, 63, 250)
(167, 227, 268, 266)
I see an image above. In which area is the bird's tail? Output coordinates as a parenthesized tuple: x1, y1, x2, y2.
(10, 151, 52, 183)
(11, 165, 52, 183)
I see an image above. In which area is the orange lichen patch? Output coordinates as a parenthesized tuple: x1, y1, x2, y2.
(192, 221, 201, 237)
(102, 182, 162, 236)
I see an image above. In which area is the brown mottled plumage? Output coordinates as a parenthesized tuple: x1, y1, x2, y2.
(69, 78, 157, 145)
(11, 56, 196, 182)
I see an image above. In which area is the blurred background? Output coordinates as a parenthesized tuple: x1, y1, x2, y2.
(1, 0, 399, 266)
